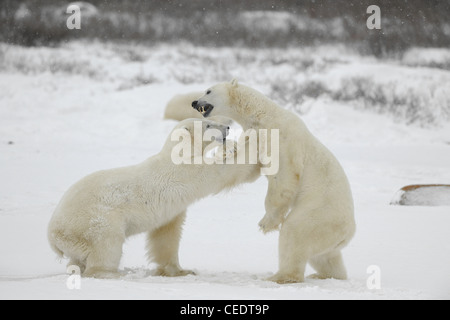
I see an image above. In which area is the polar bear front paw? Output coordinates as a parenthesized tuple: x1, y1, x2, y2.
(155, 266, 196, 277)
(258, 214, 282, 234)
(266, 272, 304, 284)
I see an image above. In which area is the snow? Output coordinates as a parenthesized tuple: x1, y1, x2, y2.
(402, 47, 450, 69)
(1, 42, 450, 300)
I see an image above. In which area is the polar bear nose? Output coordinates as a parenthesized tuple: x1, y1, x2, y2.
(192, 100, 198, 108)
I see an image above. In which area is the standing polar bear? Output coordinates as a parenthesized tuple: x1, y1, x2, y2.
(193, 79, 356, 283)
(48, 118, 260, 278)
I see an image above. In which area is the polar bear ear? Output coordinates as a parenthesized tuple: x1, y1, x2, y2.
(230, 78, 238, 87)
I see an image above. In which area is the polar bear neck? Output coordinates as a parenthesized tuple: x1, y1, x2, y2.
(230, 84, 283, 130)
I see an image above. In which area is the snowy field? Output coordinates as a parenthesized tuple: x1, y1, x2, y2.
(0, 41, 449, 300)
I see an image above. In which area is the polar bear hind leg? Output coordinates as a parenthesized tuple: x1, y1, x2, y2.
(267, 205, 350, 283)
(83, 235, 124, 279)
(147, 211, 195, 277)
(267, 212, 309, 284)
(308, 250, 347, 280)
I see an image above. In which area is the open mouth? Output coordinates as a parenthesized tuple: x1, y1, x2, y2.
(211, 136, 227, 144)
(192, 101, 214, 117)
(222, 126, 230, 143)
(198, 104, 214, 117)
(210, 126, 229, 144)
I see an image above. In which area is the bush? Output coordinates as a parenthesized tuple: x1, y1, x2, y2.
(2, 0, 450, 56)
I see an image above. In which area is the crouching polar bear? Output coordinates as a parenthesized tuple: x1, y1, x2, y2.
(48, 118, 259, 278)
(193, 79, 356, 283)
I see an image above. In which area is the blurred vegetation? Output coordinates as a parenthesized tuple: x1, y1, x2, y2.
(1, 0, 449, 56)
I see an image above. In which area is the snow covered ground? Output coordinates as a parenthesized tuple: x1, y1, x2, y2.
(0, 41, 449, 300)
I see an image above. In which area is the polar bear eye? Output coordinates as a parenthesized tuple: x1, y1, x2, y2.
(206, 90, 211, 95)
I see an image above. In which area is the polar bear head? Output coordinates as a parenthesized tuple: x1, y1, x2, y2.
(167, 118, 231, 163)
(192, 79, 240, 119)
(172, 118, 230, 145)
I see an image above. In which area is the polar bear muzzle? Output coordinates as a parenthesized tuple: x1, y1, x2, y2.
(192, 100, 214, 118)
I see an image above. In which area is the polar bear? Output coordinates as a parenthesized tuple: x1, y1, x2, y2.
(164, 92, 236, 131)
(48, 118, 260, 278)
(164, 91, 204, 121)
(192, 79, 356, 283)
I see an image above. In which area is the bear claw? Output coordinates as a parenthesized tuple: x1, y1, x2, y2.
(258, 215, 281, 234)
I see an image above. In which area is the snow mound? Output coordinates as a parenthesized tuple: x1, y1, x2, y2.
(391, 185, 450, 206)
(402, 47, 450, 69)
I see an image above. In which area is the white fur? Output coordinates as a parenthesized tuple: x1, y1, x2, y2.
(164, 92, 204, 121)
(48, 118, 259, 278)
(196, 80, 356, 283)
